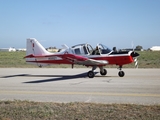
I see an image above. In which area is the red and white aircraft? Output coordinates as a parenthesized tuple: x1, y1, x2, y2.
(24, 38, 139, 78)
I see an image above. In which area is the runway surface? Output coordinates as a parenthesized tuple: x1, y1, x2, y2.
(0, 68, 160, 105)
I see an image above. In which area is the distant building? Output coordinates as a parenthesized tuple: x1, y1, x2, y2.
(150, 46, 160, 51)
(121, 48, 143, 51)
(16, 48, 26, 51)
(122, 48, 133, 51)
(46, 48, 59, 52)
(134, 48, 144, 51)
(0, 47, 16, 52)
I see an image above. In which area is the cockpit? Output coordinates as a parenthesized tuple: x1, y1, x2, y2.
(97, 44, 112, 54)
(71, 44, 93, 55)
(71, 43, 112, 55)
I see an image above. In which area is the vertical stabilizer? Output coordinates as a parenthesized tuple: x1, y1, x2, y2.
(26, 38, 51, 56)
(25, 38, 51, 67)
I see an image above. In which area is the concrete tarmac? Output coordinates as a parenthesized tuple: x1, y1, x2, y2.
(0, 68, 160, 105)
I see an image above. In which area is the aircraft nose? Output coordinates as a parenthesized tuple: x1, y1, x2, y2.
(131, 51, 140, 57)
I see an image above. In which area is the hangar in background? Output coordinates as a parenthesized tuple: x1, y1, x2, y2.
(150, 46, 160, 51)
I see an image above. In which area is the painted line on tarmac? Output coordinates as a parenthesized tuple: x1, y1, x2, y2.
(0, 90, 160, 97)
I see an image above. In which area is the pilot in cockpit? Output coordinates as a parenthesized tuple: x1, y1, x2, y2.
(92, 46, 100, 55)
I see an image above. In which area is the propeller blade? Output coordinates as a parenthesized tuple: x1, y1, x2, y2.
(134, 58, 137, 62)
(135, 60, 138, 68)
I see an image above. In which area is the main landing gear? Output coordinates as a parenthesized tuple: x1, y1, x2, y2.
(87, 66, 107, 78)
(87, 71, 95, 78)
(118, 65, 125, 77)
(87, 66, 96, 78)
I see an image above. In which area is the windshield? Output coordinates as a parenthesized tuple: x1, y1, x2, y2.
(98, 44, 112, 54)
(86, 44, 94, 54)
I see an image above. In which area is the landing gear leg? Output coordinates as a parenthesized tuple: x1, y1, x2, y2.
(87, 66, 97, 78)
(118, 65, 125, 77)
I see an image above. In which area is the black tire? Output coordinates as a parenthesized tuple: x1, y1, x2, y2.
(118, 71, 125, 77)
(100, 69, 107, 76)
(87, 71, 95, 78)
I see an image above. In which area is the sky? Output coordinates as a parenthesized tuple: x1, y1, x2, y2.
(0, 0, 160, 49)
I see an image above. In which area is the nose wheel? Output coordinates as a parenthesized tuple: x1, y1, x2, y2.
(118, 65, 125, 77)
(118, 71, 125, 77)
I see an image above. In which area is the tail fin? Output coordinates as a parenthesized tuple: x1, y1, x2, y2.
(26, 38, 50, 56)
(25, 38, 51, 67)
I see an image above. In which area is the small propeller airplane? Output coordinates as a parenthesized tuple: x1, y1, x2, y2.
(24, 38, 139, 78)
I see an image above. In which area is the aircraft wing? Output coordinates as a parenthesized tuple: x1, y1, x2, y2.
(83, 59, 108, 66)
(24, 53, 108, 66)
(61, 53, 108, 65)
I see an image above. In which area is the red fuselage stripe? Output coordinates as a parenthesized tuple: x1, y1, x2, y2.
(26, 55, 134, 66)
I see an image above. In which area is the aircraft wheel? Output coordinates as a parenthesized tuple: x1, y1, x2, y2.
(100, 69, 107, 76)
(87, 71, 95, 78)
(118, 71, 125, 77)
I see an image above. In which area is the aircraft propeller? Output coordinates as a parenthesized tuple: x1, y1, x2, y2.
(131, 41, 139, 68)
(130, 51, 139, 68)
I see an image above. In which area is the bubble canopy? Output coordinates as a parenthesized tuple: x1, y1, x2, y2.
(97, 44, 112, 54)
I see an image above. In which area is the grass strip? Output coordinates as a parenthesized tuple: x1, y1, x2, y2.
(0, 100, 160, 120)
